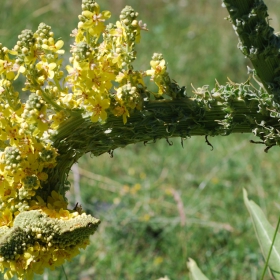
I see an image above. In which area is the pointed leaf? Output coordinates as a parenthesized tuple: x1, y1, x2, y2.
(243, 189, 280, 278)
(187, 258, 209, 280)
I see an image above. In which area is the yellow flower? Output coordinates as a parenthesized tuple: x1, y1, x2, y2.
(153, 256, 164, 266)
(50, 110, 68, 129)
(87, 96, 110, 122)
(37, 172, 48, 181)
(29, 195, 46, 209)
(85, 65, 115, 93)
(145, 55, 169, 95)
(112, 105, 130, 124)
(140, 213, 151, 222)
(79, 6, 111, 37)
(0, 59, 18, 80)
(47, 190, 68, 210)
(0, 208, 13, 226)
(70, 28, 84, 43)
(0, 60, 11, 75)
(42, 38, 65, 54)
(146, 59, 166, 77)
(108, 50, 123, 68)
(36, 61, 57, 79)
(66, 60, 87, 85)
(110, 21, 125, 43)
(12, 63, 26, 80)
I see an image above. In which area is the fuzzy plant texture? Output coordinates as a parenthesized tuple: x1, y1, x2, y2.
(0, 0, 279, 279)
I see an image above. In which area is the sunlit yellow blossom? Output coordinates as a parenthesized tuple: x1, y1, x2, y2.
(70, 28, 84, 43)
(85, 65, 115, 93)
(110, 21, 125, 42)
(66, 60, 88, 85)
(42, 38, 64, 54)
(60, 93, 76, 108)
(29, 195, 46, 209)
(0, 180, 17, 203)
(50, 110, 68, 129)
(116, 70, 145, 86)
(108, 49, 123, 68)
(0, 208, 12, 226)
(86, 96, 110, 122)
(112, 105, 130, 124)
(0, 59, 11, 74)
(79, 7, 111, 37)
(47, 190, 68, 210)
(1, 125, 20, 143)
(146, 59, 166, 77)
(36, 61, 57, 79)
(11, 63, 26, 80)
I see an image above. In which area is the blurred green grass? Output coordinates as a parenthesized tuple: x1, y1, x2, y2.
(1, 0, 280, 279)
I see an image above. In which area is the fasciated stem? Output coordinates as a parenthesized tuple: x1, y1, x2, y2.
(43, 82, 279, 196)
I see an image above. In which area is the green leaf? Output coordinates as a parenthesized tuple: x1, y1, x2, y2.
(243, 189, 280, 279)
(187, 258, 209, 280)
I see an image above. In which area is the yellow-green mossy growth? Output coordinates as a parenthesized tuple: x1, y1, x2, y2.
(0, 210, 100, 279)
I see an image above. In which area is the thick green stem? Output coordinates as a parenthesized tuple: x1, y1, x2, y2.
(41, 82, 280, 197)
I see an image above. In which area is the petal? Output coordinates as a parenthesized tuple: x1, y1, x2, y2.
(19, 65, 26, 73)
(42, 44, 49, 50)
(82, 11, 93, 18)
(102, 10, 111, 19)
(56, 49, 65, 54)
(146, 69, 155, 76)
(90, 113, 99, 122)
(150, 60, 159, 68)
(9, 50, 17, 55)
(48, 70, 55, 79)
(55, 40, 64, 49)
(100, 110, 107, 120)
(122, 114, 127, 124)
(101, 99, 110, 108)
(65, 65, 73, 73)
(6, 71, 15, 80)
(49, 62, 57, 70)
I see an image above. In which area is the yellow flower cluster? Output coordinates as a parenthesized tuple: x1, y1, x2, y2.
(0, 0, 175, 278)
(0, 15, 99, 280)
(63, 2, 149, 123)
(146, 53, 168, 96)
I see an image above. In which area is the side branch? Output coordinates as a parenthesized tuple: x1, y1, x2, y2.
(223, 0, 280, 99)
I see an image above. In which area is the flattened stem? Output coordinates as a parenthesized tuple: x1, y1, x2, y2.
(43, 89, 275, 197)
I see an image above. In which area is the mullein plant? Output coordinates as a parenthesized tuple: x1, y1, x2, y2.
(0, 0, 174, 278)
(0, 0, 279, 278)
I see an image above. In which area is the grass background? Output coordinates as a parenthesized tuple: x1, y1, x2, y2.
(1, 0, 280, 279)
